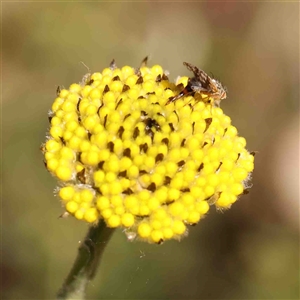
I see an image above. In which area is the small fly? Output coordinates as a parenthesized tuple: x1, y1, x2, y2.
(166, 62, 227, 106)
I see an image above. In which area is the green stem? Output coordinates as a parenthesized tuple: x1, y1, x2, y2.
(57, 221, 115, 300)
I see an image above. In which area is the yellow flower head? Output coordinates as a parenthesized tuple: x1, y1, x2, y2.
(42, 61, 255, 243)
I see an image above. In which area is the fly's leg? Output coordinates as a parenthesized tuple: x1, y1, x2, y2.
(166, 84, 194, 105)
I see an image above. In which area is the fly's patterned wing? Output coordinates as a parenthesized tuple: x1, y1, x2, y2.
(184, 62, 217, 93)
(183, 62, 210, 89)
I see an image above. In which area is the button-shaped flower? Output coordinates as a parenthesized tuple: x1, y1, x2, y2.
(42, 62, 254, 243)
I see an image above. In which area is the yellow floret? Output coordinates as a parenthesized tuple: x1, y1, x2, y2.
(168, 188, 180, 200)
(121, 213, 135, 227)
(109, 182, 123, 195)
(114, 205, 125, 215)
(85, 151, 100, 166)
(172, 220, 186, 235)
(56, 166, 73, 181)
(216, 192, 232, 208)
(80, 189, 94, 202)
(69, 83, 81, 93)
(138, 223, 152, 238)
(75, 209, 84, 220)
(96, 196, 110, 210)
(139, 205, 150, 216)
(120, 66, 134, 77)
(52, 98, 64, 112)
(59, 186, 75, 201)
(231, 182, 244, 195)
(187, 211, 201, 224)
(127, 165, 139, 178)
(150, 230, 163, 243)
(182, 194, 194, 205)
(84, 208, 99, 223)
(47, 158, 59, 171)
(162, 228, 174, 240)
(204, 186, 215, 198)
(50, 116, 61, 126)
(195, 201, 210, 215)
(60, 147, 75, 160)
(62, 101, 76, 112)
(66, 201, 79, 214)
(50, 126, 63, 140)
(105, 171, 117, 183)
(101, 208, 113, 219)
(107, 215, 121, 228)
(93, 170, 105, 185)
(89, 88, 101, 100)
(169, 202, 184, 217)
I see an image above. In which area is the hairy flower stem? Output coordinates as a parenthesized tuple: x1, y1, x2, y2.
(57, 221, 115, 300)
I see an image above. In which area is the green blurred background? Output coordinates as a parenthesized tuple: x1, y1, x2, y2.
(2, 2, 299, 299)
